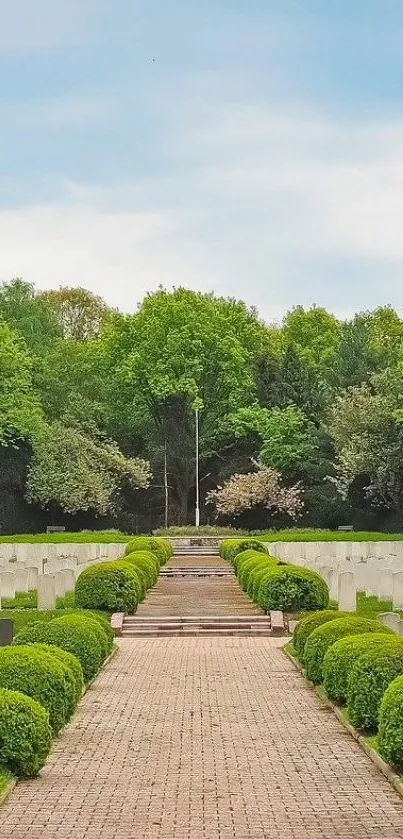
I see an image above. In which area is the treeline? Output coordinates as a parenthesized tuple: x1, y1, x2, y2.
(1, 278, 403, 533)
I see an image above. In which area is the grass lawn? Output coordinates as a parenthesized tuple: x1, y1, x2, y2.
(0, 766, 13, 797)
(0, 531, 129, 543)
(0, 527, 403, 542)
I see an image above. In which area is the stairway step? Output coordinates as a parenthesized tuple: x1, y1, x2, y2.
(121, 628, 275, 637)
(124, 615, 269, 622)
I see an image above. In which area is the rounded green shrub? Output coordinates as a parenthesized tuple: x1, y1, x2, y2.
(0, 688, 52, 777)
(304, 617, 392, 685)
(124, 537, 171, 565)
(250, 567, 278, 602)
(232, 540, 267, 570)
(219, 538, 240, 561)
(257, 565, 329, 614)
(238, 552, 279, 593)
(347, 640, 403, 731)
(293, 610, 347, 662)
(13, 621, 102, 684)
(33, 644, 83, 705)
(51, 614, 109, 661)
(323, 633, 392, 704)
(0, 645, 74, 734)
(124, 551, 158, 587)
(378, 675, 403, 768)
(117, 560, 146, 602)
(75, 560, 138, 613)
(78, 611, 114, 654)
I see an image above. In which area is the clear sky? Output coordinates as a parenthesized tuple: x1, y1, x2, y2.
(1, 0, 403, 322)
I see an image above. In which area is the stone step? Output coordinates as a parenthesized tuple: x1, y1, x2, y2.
(124, 615, 270, 622)
(121, 631, 283, 638)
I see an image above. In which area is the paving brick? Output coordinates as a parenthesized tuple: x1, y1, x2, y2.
(0, 638, 403, 837)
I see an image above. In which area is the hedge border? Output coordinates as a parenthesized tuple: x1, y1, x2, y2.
(0, 641, 119, 806)
(284, 644, 403, 802)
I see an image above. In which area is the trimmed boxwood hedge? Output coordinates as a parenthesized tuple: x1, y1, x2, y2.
(33, 643, 84, 705)
(52, 614, 109, 661)
(124, 551, 159, 587)
(232, 541, 268, 569)
(75, 560, 139, 613)
(13, 620, 102, 684)
(78, 611, 114, 654)
(304, 617, 391, 685)
(236, 550, 279, 592)
(0, 688, 52, 778)
(257, 565, 329, 614)
(378, 675, 403, 768)
(347, 640, 403, 731)
(322, 633, 392, 704)
(220, 538, 268, 566)
(293, 610, 347, 662)
(124, 537, 171, 565)
(0, 645, 74, 734)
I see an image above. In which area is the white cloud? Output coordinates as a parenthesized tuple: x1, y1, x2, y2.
(0, 204, 211, 312)
(2, 101, 403, 320)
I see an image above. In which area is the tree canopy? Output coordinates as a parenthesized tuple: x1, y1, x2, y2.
(1, 278, 403, 532)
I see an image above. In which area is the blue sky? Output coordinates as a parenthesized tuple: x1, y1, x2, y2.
(1, 1, 403, 322)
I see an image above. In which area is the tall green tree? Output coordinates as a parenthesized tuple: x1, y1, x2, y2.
(0, 278, 61, 353)
(0, 319, 43, 446)
(39, 286, 113, 340)
(103, 288, 269, 522)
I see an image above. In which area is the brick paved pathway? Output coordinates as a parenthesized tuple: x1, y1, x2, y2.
(135, 555, 262, 617)
(1, 638, 403, 839)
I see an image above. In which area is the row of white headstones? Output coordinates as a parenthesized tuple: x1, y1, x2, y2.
(268, 540, 403, 635)
(0, 543, 124, 609)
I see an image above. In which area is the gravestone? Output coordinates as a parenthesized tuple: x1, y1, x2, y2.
(378, 612, 400, 633)
(62, 569, 75, 592)
(393, 571, 403, 610)
(14, 568, 28, 594)
(0, 620, 13, 646)
(0, 572, 15, 599)
(54, 572, 66, 598)
(378, 570, 394, 599)
(338, 571, 356, 612)
(37, 574, 56, 610)
(26, 566, 39, 590)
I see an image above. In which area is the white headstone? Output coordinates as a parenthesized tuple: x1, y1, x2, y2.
(378, 612, 400, 633)
(393, 572, 403, 610)
(61, 569, 76, 592)
(378, 570, 394, 599)
(14, 568, 28, 593)
(0, 572, 15, 599)
(26, 566, 39, 590)
(318, 565, 337, 599)
(37, 574, 56, 610)
(338, 571, 356, 612)
(54, 571, 66, 597)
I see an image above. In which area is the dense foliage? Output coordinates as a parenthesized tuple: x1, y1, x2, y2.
(378, 675, 403, 768)
(304, 617, 390, 685)
(13, 619, 103, 683)
(0, 688, 52, 777)
(293, 610, 347, 662)
(347, 640, 403, 731)
(0, 645, 74, 734)
(74, 561, 140, 613)
(3, 280, 403, 531)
